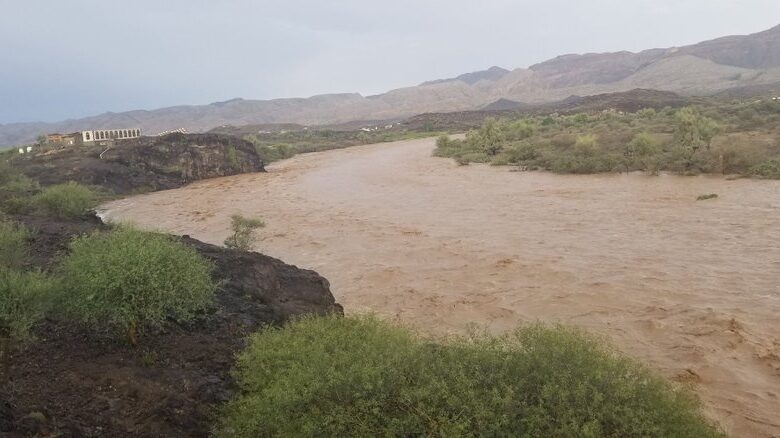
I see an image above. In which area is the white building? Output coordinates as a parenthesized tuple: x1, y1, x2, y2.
(81, 128, 141, 143)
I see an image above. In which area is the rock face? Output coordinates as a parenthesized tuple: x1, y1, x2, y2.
(19, 133, 265, 195)
(182, 236, 343, 325)
(0, 214, 342, 437)
(104, 133, 264, 183)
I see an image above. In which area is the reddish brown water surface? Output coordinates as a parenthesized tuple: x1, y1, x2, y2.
(102, 137, 780, 437)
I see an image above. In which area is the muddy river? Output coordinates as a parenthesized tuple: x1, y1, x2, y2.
(101, 137, 780, 437)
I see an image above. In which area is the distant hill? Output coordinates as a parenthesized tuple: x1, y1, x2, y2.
(482, 98, 526, 111)
(421, 66, 511, 86)
(2, 24, 780, 147)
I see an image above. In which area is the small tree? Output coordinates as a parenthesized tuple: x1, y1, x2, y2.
(674, 107, 720, 165)
(624, 132, 661, 173)
(507, 119, 535, 140)
(224, 214, 265, 251)
(637, 108, 657, 119)
(573, 134, 599, 157)
(472, 118, 505, 156)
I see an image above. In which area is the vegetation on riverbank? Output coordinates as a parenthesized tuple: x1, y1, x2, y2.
(435, 99, 780, 177)
(59, 227, 216, 344)
(218, 315, 722, 437)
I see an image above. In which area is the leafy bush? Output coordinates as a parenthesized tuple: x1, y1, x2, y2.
(435, 135, 450, 149)
(59, 227, 216, 343)
(1, 173, 38, 194)
(32, 181, 96, 218)
(0, 196, 33, 215)
(696, 194, 718, 201)
(750, 159, 780, 179)
(638, 107, 657, 119)
(224, 214, 265, 251)
(673, 107, 720, 165)
(624, 132, 662, 172)
(0, 268, 56, 342)
(0, 220, 28, 269)
(218, 315, 722, 437)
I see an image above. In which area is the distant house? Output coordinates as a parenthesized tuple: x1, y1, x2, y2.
(45, 129, 141, 146)
(45, 133, 78, 146)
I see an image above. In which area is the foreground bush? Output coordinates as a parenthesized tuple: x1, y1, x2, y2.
(218, 315, 722, 437)
(0, 268, 56, 342)
(32, 181, 96, 218)
(59, 227, 216, 343)
(0, 220, 28, 269)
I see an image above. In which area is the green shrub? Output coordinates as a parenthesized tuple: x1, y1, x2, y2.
(0, 196, 32, 215)
(573, 134, 599, 156)
(59, 227, 216, 343)
(457, 151, 490, 164)
(224, 214, 265, 251)
(750, 159, 780, 179)
(0, 268, 56, 342)
(0, 220, 28, 269)
(218, 315, 722, 437)
(471, 118, 505, 156)
(32, 181, 96, 218)
(225, 145, 239, 167)
(624, 132, 662, 172)
(435, 135, 450, 149)
(696, 194, 718, 201)
(506, 142, 540, 163)
(1, 173, 38, 194)
(637, 108, 657, 119)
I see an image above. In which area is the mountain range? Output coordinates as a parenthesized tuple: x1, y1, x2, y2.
(2, 24, 779, 147)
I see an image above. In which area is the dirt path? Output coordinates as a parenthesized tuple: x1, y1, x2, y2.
(102, 137, 780, 437)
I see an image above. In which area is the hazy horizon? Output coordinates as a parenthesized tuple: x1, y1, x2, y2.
(2, 0, 779, 124)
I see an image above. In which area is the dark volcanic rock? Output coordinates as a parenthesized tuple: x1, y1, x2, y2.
(0, 214, 341, 437)
(18, 133, 265, 195)
(183, 236, 342, 325)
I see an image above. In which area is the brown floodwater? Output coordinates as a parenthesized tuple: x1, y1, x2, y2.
(101, 137, 780, 437)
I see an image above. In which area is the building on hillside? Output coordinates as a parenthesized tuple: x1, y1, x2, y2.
(81, 128, 141, 143)
(45, 133, 78, 146)
(45, 128, 141, 146)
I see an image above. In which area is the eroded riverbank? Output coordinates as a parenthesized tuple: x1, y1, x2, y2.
(102, 137, 780, 437)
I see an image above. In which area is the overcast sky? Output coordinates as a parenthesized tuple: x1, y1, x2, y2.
(1, 0, 778, 124)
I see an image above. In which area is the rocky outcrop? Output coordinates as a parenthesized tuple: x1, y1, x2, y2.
(104, 133, 264, 183)
(18, 133, 265, 195)
(183, 236, 342, 325)
(1, 213, 341, 437)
